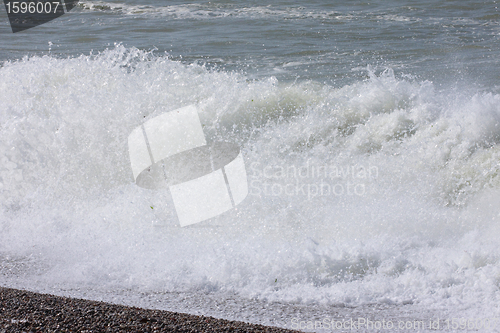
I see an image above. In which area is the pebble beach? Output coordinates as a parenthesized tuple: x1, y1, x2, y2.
(0, 287, 301, 333)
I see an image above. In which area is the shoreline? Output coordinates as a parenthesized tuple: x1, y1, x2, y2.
(0, 287, 302, 333)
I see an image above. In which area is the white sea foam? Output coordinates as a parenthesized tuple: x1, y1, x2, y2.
(74, 2, 394, 23)
(1, 46, 500, 328)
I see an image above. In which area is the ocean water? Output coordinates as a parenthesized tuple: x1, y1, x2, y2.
(1, 1, 500, 331)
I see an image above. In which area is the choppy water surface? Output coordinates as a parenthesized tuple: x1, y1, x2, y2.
(1, 1, 500, 331)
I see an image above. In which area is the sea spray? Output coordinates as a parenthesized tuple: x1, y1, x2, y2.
(1, 46, 500, 323)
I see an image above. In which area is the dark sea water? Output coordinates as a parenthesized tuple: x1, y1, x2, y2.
(2, 1, 500, 331)
(2, 0, 500, 86)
